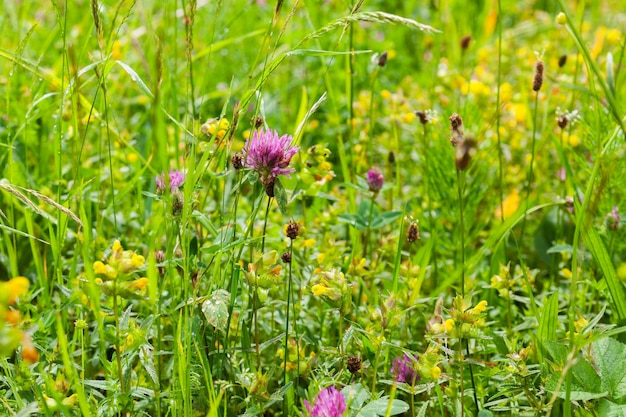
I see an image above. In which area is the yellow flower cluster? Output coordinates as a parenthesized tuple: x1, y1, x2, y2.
(0, 277, 38, 363)
(201, 117, 230, 140)
(93, 240, 145, 280)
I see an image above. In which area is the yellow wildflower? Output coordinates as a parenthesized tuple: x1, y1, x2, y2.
(430, 366, 441, 379)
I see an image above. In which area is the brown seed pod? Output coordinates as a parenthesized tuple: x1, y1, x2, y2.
(533, 61, 544, 92)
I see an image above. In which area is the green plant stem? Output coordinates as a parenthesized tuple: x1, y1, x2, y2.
(368, 68, 380, 166)
(112, 287, 125, 409)
(456, 169, 465, 297)
(520, 92, 540, 245)
(261, 196, 272, 254)
(421, 123, 438, 285)
(564, 155, 602, 417)
(459, 337, 465, 417)
(364, 193, 376, 258)
(283, 239, 294, 405)
(465, 340, 479, 412)
(496, 0, 504, 223)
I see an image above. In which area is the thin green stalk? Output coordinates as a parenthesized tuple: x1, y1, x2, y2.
(496, 0, 504, 223)
(283, 239, 294, 412)
(421, 122, 438, 284)
(364, 193, 376, 258)
(368, 68, 380, 166)
(261, 196, 272, 254)
(456, 169, 465, 297)
(564, 154, 602, 417)
(520, 92, 540, 245)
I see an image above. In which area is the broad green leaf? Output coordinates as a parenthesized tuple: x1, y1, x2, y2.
(599, 399, 626, 416)
(477, 410, 495, 417)
(357, 398, 410, 417)
(370, 211, 403, 230)
(202, 290, 230, 332)
(592, 338, 626, 402)
(342, 383, 370, 410)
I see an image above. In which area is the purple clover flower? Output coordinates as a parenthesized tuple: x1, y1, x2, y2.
(156, 169, 185, 193)
(366, 168, 384, 193)
(391, 353, 419, 385)
(606, 206, 620, 231)
(304, 386, 346, 417)
(243, 128, 299, 186)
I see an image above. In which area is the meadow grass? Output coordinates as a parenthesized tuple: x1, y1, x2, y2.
(1, 0, 626, 416)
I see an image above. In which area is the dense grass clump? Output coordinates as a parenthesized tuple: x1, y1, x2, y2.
(1, 0, 626, 416)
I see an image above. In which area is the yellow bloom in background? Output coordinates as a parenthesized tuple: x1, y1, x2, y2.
(494, 189, 520, 220)
(606, 28, 622, 45)
(5, 277, 30, 305)
(560, 268, 572, 279)
(430, 366, 442, 380)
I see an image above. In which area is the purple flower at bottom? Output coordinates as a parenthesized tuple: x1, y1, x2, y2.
(366, 168, 384, 193)
(391, 353, 419, 385)
(156, 169, 185, 193)
(304, 386, 346, 417)
(243, 128, 299, 186)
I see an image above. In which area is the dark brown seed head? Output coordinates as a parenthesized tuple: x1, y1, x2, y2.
(252, 115, 264, 129)
(455, 136, 477, 171)
(407, 222, 420, 243)
(460, 35, 472, 50)
(449, 113, 464, 146)
(558, 54, 567, 68)
(281, 252, 292, 263)
(388, 151, 396, 164)
(286, 221, 300, 240)
(347, 355, 362, 374)
(378, 51, 388, 67)
(231, 152, 244, 170)
(557, 114, 569, 129)
(415, 111, 428, 125)
(533, 61, 544, 92)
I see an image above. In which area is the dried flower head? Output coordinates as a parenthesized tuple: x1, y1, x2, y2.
(286, 221, 300, 240)
(366, 168, 384, 193)
(231, 152, 245, 170)
(391, 353, 420, 385)
(416, 111, 428, 125)
(449, 113, 464, 146)
(251, 115, 264, 129)
(388, 151, 396, 164)
(305, 386, 346, 417)
(533, 60, 544, 92)
(460, 35, 472, 50)
(347, 356, 362, 374)
(455, 135, 477, 171)
(281, 252, 292, 263)
(243, 128, 299, 186)
(377, 51, 388, 67)
(558, 54, 567, 68)
(408, 221, 420, 243)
